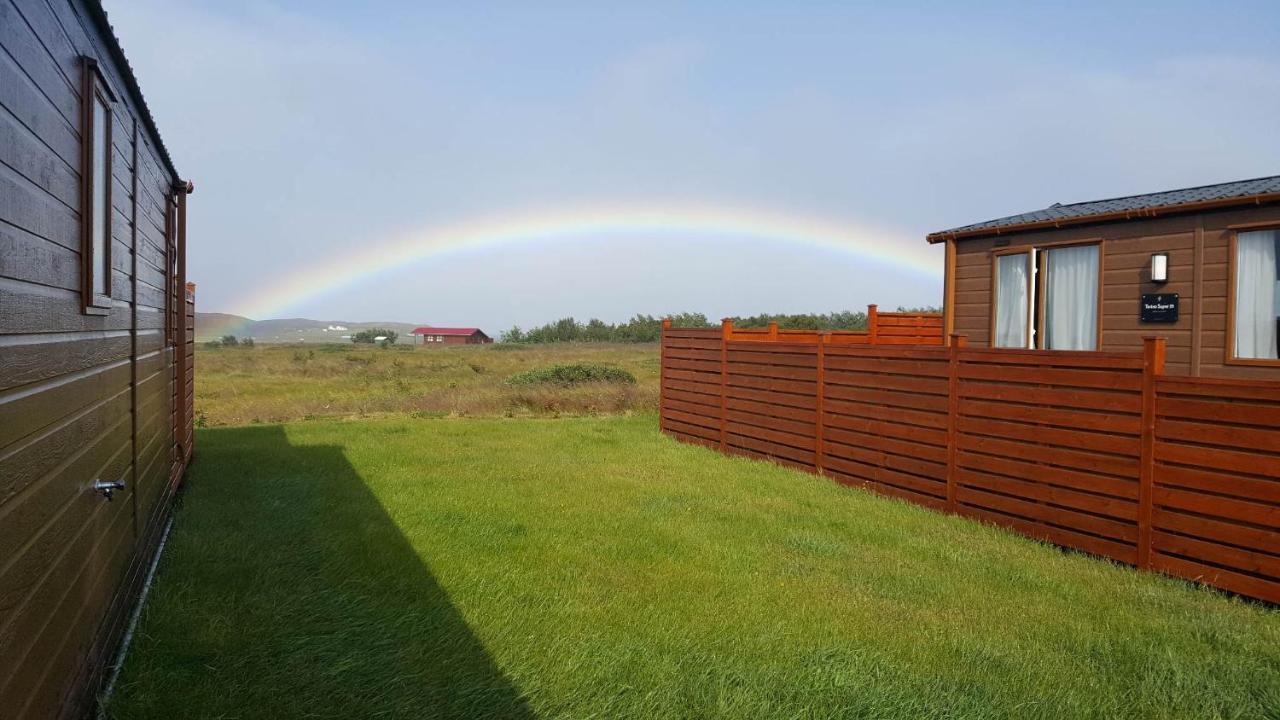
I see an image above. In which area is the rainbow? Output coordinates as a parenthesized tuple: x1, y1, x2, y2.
(228, 204, 940, 319)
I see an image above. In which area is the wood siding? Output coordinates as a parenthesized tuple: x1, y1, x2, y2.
(0, 1, 191, 717)
(661, 326, 1280, 603)
(948, 202, 1280, 378)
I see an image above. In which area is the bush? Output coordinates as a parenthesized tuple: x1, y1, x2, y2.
(241, 337, 255, 348)
(507, 363, 636, 386)
(352, 328, 398, 345)
(220, 334, 239, 346)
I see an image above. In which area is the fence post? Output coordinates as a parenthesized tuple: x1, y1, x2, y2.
(768, 321, 779, 341)
(1138, 336, 1166, 569)
(659, 319, 671, 432)
(946, 334, 967, 513)
(720, 318, 732, 451)
(815, 333, 826, 475)
(867, 304, 879, 344)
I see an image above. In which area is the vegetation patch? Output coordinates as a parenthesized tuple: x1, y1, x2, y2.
(193, 343, 658, 425)
(506, 362, 636, 386)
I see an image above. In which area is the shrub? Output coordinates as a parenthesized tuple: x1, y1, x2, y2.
(241, 337, 255, 348)
(352, 328, 397, 345)
(220, 335, 239, 346)
(507, 363, 636, 386)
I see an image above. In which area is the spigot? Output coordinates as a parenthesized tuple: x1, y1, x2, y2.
(92, 479, 126, 501)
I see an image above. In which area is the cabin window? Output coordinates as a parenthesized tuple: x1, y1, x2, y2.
(1042, 244, 1100, 350)
(994, 252, 1031, 348)
(1232, 229, 1280, 361)
(994, 243, 1100, 350)
(81, 58, 114, 314)
(436, 335, 444, 342)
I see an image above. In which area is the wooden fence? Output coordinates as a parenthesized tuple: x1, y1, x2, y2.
(660, 318, 1280, 603)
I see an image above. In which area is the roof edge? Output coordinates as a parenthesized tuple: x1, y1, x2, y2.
(926, 190, 1280, 244)
(85, 0, 181, 182)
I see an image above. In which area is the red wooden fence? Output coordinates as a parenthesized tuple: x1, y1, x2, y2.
(661, 319, 1280, 603)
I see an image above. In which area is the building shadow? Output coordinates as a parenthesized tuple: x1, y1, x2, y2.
(108, 425, 534, 719)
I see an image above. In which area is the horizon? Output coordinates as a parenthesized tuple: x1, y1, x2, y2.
(107, 0, 1280, 329)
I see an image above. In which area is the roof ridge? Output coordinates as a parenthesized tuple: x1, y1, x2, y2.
(928, 173, 1280, 242)
(1043, 173, 1280, 211)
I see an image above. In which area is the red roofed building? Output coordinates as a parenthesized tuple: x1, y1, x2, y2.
(410, 327, 493, 346)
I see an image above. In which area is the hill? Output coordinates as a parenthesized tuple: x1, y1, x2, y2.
(194, 313, 422, 343)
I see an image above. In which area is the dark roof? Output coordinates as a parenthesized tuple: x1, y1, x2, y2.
(86, 1, 181, 181)
(927, 175, 1280, 243)
(410, 327, 485, 336)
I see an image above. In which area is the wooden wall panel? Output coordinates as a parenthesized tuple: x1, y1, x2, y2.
(948, 203, 1280, 379)
(0, 0, 190, 717)
(953, 350, 1144, 564)
(1151, 377, 1280, 603)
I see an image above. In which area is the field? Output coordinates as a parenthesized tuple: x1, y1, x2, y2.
(107, 413, 1280, 719)
(107, 342, 1280, 718)
(194, 342, 660, 426)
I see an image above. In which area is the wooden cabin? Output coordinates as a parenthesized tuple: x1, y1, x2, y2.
(932, 176, 1280, 378)
(410, 327, 493, 346)
(0, 1, 194, 717)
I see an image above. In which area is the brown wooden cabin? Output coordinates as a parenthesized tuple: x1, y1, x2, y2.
(932, 175, 1280, 378)
(0, 1, 194, 717)
(410, 326, 493, 346)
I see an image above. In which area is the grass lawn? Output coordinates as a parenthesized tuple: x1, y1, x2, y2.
(193, 342, 659, 426)
(106, 414, 1280, 719)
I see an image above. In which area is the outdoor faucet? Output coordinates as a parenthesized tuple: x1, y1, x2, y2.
(92, 479, 126, 501)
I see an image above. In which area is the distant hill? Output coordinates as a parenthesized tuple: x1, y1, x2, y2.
(195, 313, 423, 344)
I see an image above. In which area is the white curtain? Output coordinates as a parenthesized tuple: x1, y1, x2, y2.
(1235, 230, 1279, 359)
(995, 253, 1029, 348)
(1044, 244, 1099, 351)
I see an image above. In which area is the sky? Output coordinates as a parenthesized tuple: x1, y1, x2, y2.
(105, 0, 1280, 331)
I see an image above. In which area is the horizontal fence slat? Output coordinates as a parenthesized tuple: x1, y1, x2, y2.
(1151, 552, 1280, 604)
(956, 416, 1139, 457)
(956, 468, 1137, 522)
(1155, 418, 1280, 455)
(1152, 507, 1279, 556)
(956, 450, 1137, 500)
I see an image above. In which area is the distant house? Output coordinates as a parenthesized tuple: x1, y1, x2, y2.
(410, 327, 493, 346)
(930, 175, 1280, 378)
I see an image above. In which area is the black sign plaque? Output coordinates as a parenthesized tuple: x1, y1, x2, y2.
(1140, 293, 1179, 323)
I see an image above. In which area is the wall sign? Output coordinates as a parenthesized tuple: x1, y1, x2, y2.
(1140, 293, 1179, 323)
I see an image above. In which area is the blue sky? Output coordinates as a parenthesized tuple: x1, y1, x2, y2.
(107, 0, 1280, 329)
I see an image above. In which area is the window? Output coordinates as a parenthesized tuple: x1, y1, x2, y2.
(81, 57, 115, 314)
(995, 253, 1030, 348)
(436, 335, 444, 342)
(1232, 229, 1280, 361)
(1042, 244, 1100, 350)
(993, 243, 1100, 350)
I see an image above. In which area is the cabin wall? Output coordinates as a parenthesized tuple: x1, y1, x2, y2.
(948, 203, 1280, 379)
(0, 1, 188, 718)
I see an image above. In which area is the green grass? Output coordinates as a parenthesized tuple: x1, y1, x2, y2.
(193, 343, 658, 426)
(108, 415, 1280, 719)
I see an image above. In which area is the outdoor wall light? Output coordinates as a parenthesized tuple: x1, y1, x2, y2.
(1150, 252, 1169, 284)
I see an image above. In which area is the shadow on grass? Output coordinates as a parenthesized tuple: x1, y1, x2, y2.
(108, 425, 533, 719)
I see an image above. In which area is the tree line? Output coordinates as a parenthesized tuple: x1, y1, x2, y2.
(498, 308, 939, 344)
